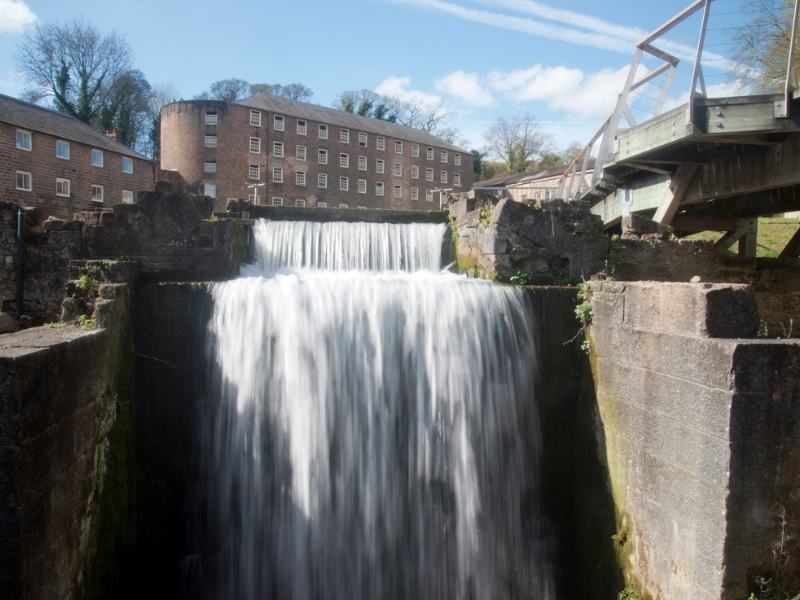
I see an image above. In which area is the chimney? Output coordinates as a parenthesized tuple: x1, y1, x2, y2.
(105, 128, 117, 140)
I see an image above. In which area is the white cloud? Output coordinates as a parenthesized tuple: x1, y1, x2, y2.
(0, 0, 37, 34)
(435, 70, 493, 107)
(374, 75, 444, 110)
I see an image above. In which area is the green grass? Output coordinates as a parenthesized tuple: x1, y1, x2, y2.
(685, 216, 799, 258)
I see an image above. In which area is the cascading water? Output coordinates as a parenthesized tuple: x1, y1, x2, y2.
(201, 219, 554, 599)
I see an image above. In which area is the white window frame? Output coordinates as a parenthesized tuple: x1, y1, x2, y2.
(249, 110, 262, 126)
(395, 140, 403, 154)
(274, 115, 285, 131)
(122, 190, 134, 204)
(411, 143, 419, 157)
(56, 178, 70, 198)
(16, 171, 31, 191)
(296, 171, 306, 186)
(296, 145, 307, 161)
(376, 182, 384, 196)
(318, 173, 328, 189)
(249, 137, 261, 154)
(318, 201, 328, 208)
(91, 184, 104, 202)
(441, 150, 448, 163)
(318, 149, 328, 165)
(393, 163, 402, 177)
(454, 173, 462, 187)
(91, 148, 104, 167)
(249, 164, 261, 180)
(376, 159, 385, 174)
(393, 184, 402, 199)
(297, 119, 307, 135)
(454, 153, 461, 166)
(203, 160, 217, 173)
(203, 182, 216, 198)
(358, 156, 367, 171)
(358, 178, 367, 194)
(16, 129, 31, 151)
(205, 112, 218, 125)
(122, 156, 133, 174)
(426, 190, 434, 203)
(272, 167, 283, 183)
(339, 153, 349, 168)
(339, 203, 349, 208)
(358, 132, 368, 147)
(441, 171, 448, 184)
(426, 147, 434, 160)
(204, 135, 217, 148)
(411, 165, 419, 179)
(340, 129, 350, 143)
(339, 176, 349, 191)
(425, 168, 434, 182)
(273, 141, 284, 157)
(376, 136, 385, 151)
(56, 140, 70, 160)
(272, 196, 284, 206)
(295, 199, 306, 207)
(318, 124, 328, 139)
(410, 186, 418, 201)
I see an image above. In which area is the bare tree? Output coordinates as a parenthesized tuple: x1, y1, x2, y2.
(250, 82, 313, 101)
(735, 0, 799, 91)
(196, 78, 250, 102)
(17, 20, 132, 123)
(484, 113, 552, 174)
(146, 83, 178, 160)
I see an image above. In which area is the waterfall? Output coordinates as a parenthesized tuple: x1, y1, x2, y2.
(202, 219, 553, 599)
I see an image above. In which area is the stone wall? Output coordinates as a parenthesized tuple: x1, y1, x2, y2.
(588, 281, 800, 599)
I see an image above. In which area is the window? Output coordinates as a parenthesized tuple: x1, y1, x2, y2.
(318, 124, 328, 139)
(205, 112, 218, 125)
(339, 153, 349, 168)
(358, 178, 367, 194)
(376, 182, 384, 196)
(297, 120, 307, 135)
(318, 149, 328, 164)
(250, 110, 262, 126)
(393, 163, 402, 177)
(249, 164, 261, 180)
(203, 160, 217, 173)
(56, 178, 70, 198)
(339, 203, 349, 208)
(16, 171, 31, 191)
(318, 201, 328, 208)
(358, 132, 368, 147)
(395, 140, 403, 154)
(274, 115, 285, 131)
(272, 197, 284, 206)
(426, 190, 434, 203)
(454, 153, 461, 166)
(203, 183, 216, 198)
(376, 159, 385, 174)
(273, 167, 283, 183)
(122, 156, 133, 174)
(411, 143, 419, 157)
(296, 145, 307, 161)
(16, 129, 31, 150)
(91, 149, 104, 167)
(411, 165, 419, 179)
(454, 173, 462, 187)
(393, 185, 402, 199)
(318, 173, 328, 189)
(56, 140, 70, 160)
(92, 184, 104, 201)
(249, 137, 261, 153)
(376, 136, 385, 151)
(441, 171, 448, 184)
(411, 187, 418, 201)
(122, 190, 134, 204)
(273, 141, 284, 157)
(204, 135, 217, 148)
(358, 156, 367, 171)
(296, 171, 306, 186)
(425, 168, 434, 181)
(339, 176, 349, 191)
(296, 199, 306, 207)
(426, 147, 434, 160)
(340, 129, 350, 143)
(441, 150, 448, 163)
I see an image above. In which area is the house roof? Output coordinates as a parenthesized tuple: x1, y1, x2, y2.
(476, 166, 579, 189)
(0, 93, 150, 161)
(237, 94, 470, 153)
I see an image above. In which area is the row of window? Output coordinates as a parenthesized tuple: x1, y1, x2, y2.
(15, 130, 135, 173)
(202, 116, 461, 165)
(258, 191, 436, 207)
(266, 166, 460, 187)
(14, 171, 134, 203)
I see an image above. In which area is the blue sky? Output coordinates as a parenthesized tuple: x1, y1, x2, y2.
(0, 0, 751, 153)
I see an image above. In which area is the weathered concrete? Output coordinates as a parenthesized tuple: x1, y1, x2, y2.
(226, 199, 449, 224)
(588, 281, 800, 599)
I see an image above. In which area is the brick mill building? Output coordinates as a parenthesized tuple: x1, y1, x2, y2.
(160, 96, 473, 211)
(0, 94, 154, 220)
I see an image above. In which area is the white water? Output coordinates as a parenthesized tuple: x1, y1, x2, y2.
(203, 220, 553, 599)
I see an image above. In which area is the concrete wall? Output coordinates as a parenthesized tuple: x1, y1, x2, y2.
(588, 281, 800, 599)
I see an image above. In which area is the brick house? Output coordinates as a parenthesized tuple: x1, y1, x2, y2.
(160, 96, 473, 211)
(0, 93, 154, 220)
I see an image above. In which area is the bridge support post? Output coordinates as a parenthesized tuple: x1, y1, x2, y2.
(737, 219, 758, 258)
(779, 226, 800, 258)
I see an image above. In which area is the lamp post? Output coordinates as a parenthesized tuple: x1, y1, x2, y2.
(247, 182, 266, 206)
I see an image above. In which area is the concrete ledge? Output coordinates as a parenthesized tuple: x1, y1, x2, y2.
(225, 201, 449, 224)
